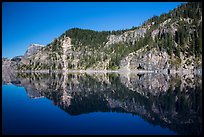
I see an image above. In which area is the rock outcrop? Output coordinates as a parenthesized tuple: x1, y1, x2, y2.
(24, 44, 44, 57)
(105, 28, 146, 46)
(2, 2, 202, 72)
(120, 47, 170, 72)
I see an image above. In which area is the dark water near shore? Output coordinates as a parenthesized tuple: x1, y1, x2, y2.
(2, 72, 202, 135)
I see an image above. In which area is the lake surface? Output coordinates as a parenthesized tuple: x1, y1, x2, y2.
(2, 71, 202, 135)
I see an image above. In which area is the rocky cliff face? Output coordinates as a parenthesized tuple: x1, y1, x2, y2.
(2, 2, 202, 72)
(119, 46, 201, 72)
(105, 28, 147, 46)
(120, 47, 170, 71)
(2, 58, 18, 72)
(24, 44, 44, 57)
(2, 58, 19, 85)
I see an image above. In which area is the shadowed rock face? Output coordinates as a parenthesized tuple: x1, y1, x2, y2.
(2, 72, 202, 135)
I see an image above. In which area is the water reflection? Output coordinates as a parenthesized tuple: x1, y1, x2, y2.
(2, 72, 202, 135)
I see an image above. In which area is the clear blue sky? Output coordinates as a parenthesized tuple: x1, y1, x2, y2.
(2, 2, 185, 58)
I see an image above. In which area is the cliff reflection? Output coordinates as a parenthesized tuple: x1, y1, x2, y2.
(2, 72, 202, 135)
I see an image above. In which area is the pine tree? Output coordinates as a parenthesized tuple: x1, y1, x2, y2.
(198, 24, 202, 55)
(166, 33, 173, 56)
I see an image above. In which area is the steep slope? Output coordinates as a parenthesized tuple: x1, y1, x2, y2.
(5, 2, 202, 72)
(24, 44, 44, 57)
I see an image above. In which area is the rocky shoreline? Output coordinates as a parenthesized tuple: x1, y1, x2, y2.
(14, 68, 202, 76)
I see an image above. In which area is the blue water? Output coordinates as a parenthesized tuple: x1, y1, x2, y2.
(2, 84, 176, 135)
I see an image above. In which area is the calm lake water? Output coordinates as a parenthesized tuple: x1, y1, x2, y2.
(2, 72, 202, 135)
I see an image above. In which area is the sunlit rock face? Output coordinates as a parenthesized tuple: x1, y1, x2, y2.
(105, 28, 147, 46)
(2, 59, 19, 85)
(2, 72, 202, 135)
(2, 3, 202, 72)
(61, 36, 72, 48)
(120, 48, 170, 71)
(24, 44, 44, 57)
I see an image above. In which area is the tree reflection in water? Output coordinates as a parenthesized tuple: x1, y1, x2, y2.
(2, 72, 202, 135)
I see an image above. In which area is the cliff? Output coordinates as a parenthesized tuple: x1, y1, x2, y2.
(2, 2, 202, 72)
